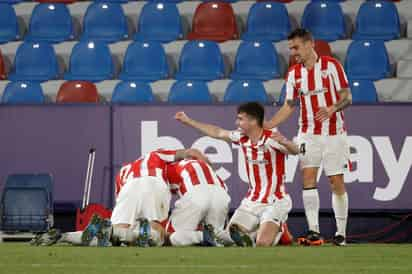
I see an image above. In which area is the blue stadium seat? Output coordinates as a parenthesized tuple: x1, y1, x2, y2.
(134, 2, 183, 43)
(0, 0, 23, 4)
(94, 0, 128, 3)
(352, 0, 400, 41)
(345, 40, 391, 81)
(301, 1, 346, 42)
(82, 3, 128, 43)
(175, 40, 225, 81)
(119, 41, 169, 82)
(1, 81, 45, 104)
(242, 2, 291, 42)
(8, 42, 59, 82)
(224, 80, 269, 104)
(64, 41, 114, 82)
(25, 3, 74, 43)
(230, 41, 281, 80)
(111, 81, 154, 104)
(168, 80, 213, 104)
(0, 3, 20, 44)
(0, 174, 53, 232)
(349, 80, 378, 103)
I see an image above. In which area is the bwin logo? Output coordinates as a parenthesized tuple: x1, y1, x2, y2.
(141, 121, 412, 202)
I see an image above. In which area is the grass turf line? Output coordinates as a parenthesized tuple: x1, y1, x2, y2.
(0, 243, 411, 274)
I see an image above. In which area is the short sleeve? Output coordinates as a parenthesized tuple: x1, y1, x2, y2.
(155, 150, 177, 162)
(329, 58, 349, 91)
(285, 68, 298, 101)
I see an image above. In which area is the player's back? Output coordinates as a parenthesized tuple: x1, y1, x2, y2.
(166, 159, 227, 197)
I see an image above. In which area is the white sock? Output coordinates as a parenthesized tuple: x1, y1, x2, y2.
(113, 227, 139, 243)
(170, 231, 203, 246)
(215, 230, 234, 246)
(150, 228, 164, 246)
(302, 188, 320, 233)
(332, 192, 348, 237)
(60, 231, 83, 245)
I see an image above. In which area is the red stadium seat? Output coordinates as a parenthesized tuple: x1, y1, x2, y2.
(0, 49, 6, 80)
(56, 81, 99, 103)
(288, 40, 332, 68)
(35, 0, 76, 4)
(187, 2, 239, 42)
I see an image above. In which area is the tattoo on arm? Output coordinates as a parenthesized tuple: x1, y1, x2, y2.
(286, 99, 298, 107)
(335, 89, 352, 112)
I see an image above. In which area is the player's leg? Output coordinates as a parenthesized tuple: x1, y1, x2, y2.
(227, 199, 260, 247)
(168, 192, 207, 247)
(324, 134, 350, 246)
(256, 195, 292, 247)
(205, 187, 231, 246)
(297, 134, 324, 245)
(138, 177, 171, 247)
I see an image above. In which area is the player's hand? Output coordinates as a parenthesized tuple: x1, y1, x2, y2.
(185, 148, 211, 165)
(175, 111, 190, 124)
(315, 106, 336, 122)
(271, 131, 287, 144)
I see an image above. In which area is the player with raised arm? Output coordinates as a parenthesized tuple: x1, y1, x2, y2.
(175, 102, 298, 247)
(265, 29, 352, 246)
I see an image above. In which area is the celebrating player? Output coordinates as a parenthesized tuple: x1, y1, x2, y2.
(175, 102, 298, 247)
(166, 158, 231, 247)
(265, 28, 352, 246)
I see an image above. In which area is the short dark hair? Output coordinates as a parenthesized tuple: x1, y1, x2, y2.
(287, 28, 314, 42)
(237, 102, 264, 127)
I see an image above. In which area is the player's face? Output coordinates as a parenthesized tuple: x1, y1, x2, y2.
(288, 37, 314, 64)
(236, 112, 258, 134)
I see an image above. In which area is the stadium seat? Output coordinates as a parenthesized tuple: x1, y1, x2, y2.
(56, 81, 99, 103)
(301, 1, 346, 42)
(111, 81, 154, 104)
(8, 42, 59, 82)
(35, 0, 76, 4)
(230, 41, 281, 80)
(0, 3, 20, 44)
(0, 174, 53, 232)
(82, 3, 129, 43)
(187, 2, 239, 42)
(349, 80, 378, 103)
(168, 80, 213, 104)
(345, 40, 391, 81)
(289, 40, 332, 68)
(0, 0, 23, 4)
(352, 0, 401, 41)
(93, 0, 128, 3)
(1, 81, 45, 104)
(119, 41, 169, 82)
(175, 40, 225, 81)
(134, 2, 183, 43)
(242, 2, 291, 42)
(25, 3, 74, 43)
(0, 49, 6, 80)
(64, 41, 114, 82)
(224, 80, 269, 104)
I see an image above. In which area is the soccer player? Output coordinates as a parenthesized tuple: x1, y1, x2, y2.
(265, 28, 352, 246)
(166, 158, 231, 247)
(110, 148, 209, 247)
(175, 102, 299, 247)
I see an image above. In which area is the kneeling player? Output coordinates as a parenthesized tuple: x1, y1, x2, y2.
(166, 159, 231, 247)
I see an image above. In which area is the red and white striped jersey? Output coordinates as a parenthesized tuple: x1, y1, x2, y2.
(230, 129, 287, 204)
(166, 159, 227, 197)
(285, 55, 349, 136)
(115, 150, 177, 196)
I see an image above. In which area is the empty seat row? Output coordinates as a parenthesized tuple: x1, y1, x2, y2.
(0, 39, 394, 82)
(0, 1, 403, 44)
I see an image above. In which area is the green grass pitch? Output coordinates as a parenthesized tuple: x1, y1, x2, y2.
(0, 243, 411, 274)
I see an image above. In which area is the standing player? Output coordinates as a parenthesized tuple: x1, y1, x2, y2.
(265, 28, 352, 246)
(166, 158, 231, 247)
(175, 102, 299, 247)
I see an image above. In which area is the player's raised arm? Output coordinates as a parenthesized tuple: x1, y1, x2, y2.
(175, 111, 232, 142)
(175, 148, 211, 165)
